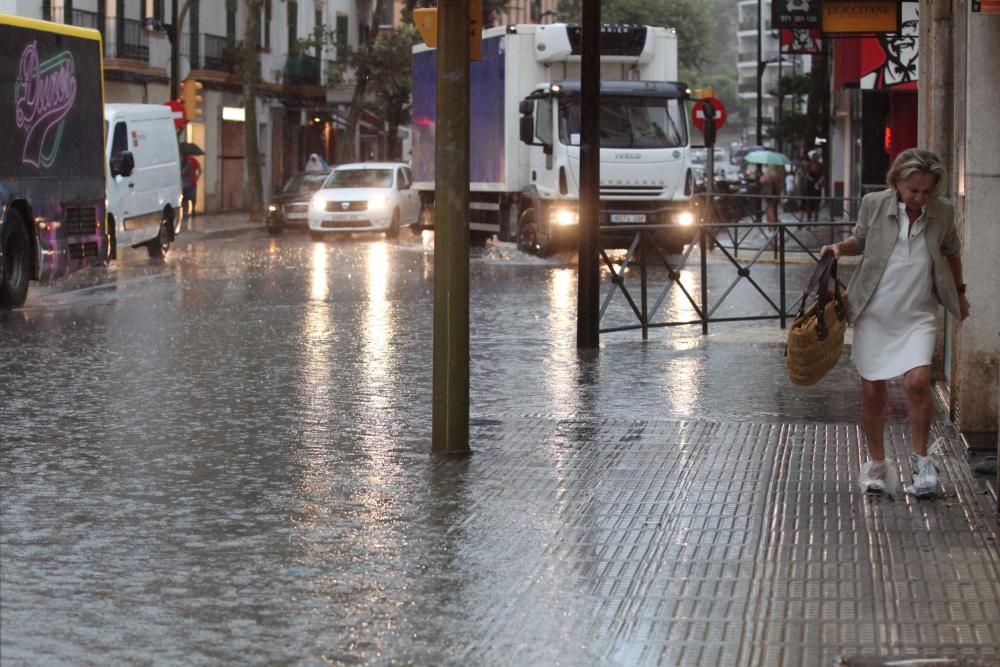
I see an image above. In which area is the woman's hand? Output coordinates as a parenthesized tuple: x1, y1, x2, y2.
(820, 243, 841, 259)
(959, 294, 971, 321)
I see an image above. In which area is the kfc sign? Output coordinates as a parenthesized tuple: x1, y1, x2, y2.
(772, 0, 822, 29)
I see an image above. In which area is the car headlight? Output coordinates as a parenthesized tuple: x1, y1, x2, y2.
(549, 208, 578, 226)
(267, 204, 278, 212)
(310, 194, 326, 211)
(673, 211, 695, 227)
(367, 195, 387, 211)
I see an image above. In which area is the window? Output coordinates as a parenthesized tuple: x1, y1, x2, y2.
(380, 2, 393, 27)
(287, 0, 298, 53)
(534, 98, 553, 145)
(261, 1, 272, 49)
(559, 96, 687, 149)
(335, 14, 348, 62)
(226, 1, 236, 46)
(146, 0, 164, 22)
(313, 5, 323, 57)
(111, 122, 128, 156)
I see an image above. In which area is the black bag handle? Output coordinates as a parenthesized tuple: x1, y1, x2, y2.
(796, 254, 844, 340)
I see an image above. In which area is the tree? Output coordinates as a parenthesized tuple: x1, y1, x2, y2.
(365, 23, 421, 159)
(242, 0, 264, 219)
(332, 0, 386, 163)
(555, 0, 712, 72)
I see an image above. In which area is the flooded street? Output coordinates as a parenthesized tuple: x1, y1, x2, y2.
(2, 227, 891, 665)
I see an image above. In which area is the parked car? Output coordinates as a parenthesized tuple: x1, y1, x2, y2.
(266, 169, 331, 234)
(307, 162, 421, 240)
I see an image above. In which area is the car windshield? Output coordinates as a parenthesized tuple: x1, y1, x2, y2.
(283, 172, 329, 194)
(325, 169, 393, 189)
(559, 96, 687, 148)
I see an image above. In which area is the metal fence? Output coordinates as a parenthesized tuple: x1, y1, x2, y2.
(598, 193, 859, 338)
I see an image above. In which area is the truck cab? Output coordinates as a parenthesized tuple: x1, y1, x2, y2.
(518, 80, 695, 254)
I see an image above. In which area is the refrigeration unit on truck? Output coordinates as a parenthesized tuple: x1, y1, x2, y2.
(1, 14, 109, 308)
(411, 23, 697, 256)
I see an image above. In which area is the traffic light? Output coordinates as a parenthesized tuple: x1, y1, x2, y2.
(413, 0, 482, 61)
(181, 79, 203, 122)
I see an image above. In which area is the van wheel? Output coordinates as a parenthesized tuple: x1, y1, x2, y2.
(386, 210, 401, 239)
(0, 209, 32, 309)
(147, 221, 171, 259)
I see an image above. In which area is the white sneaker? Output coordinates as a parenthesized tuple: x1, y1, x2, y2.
(905, 453, 941, 498)
(860, 460, 887, 494)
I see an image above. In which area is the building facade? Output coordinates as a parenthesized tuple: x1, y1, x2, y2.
(736, 0, 811, 147)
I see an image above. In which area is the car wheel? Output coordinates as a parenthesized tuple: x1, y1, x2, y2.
(0, 209, 32, 309)
(387, 210, 401, 239)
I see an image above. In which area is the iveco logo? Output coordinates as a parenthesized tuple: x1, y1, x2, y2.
(614, 152, 641, 160)
(341, 202, 350, 210)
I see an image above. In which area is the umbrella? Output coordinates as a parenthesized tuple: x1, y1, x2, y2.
(179, 142, 204, 156)
(743, 149, 791, 166)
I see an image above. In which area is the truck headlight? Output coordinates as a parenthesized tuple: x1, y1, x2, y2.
(367, 195, 387, 211)
(310, 194, 326, 211)
(550, 208, 578, 226)
(673, 211, 695, 227)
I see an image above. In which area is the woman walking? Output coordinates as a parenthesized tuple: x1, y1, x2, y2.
(820, 148, 970, 498)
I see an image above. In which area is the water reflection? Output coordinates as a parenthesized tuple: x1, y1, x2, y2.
(309, 243, 328, 302)
(544, 268, 578, 415)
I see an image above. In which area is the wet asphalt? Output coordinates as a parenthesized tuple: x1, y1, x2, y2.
(2, 221, 996, 665)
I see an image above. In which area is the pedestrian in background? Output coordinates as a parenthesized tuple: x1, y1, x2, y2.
(820, 148, 970, 498)
(760, 165, 784, 228)
(802, 154, 824, 221)
(181, 154, 202, 221)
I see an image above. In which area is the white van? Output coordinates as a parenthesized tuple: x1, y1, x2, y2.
(105, 104, 183, 258)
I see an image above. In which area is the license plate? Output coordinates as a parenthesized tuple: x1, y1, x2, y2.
(335, 214, 363, 222)
(286, 212, 306, 220)
(610, 213, 646, 223)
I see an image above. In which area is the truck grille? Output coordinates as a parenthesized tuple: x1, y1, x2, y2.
(68, 242, 101, 259)
(600, 186, 664, 197)
(65, 206, 98, 236)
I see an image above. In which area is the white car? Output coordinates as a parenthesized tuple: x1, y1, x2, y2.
(307, 162, 421, 240)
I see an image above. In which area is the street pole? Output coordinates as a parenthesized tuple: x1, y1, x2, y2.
(170, 0, 179, 100)
(576, 0, 600, 349)
(776, 57, 783, 153)
(431, 0, 471, 454)
(755, 0, 763, 145)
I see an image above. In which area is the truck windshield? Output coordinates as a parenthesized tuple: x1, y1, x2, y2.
(559, 96, 687, 149)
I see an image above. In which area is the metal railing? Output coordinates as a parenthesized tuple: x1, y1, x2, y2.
(109, 16, 149, 61)
(284, 53, 321, 86)
(597, 193, 860, 338)
(202, 33, 236, 72)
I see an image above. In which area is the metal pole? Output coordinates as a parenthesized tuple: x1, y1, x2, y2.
(576, 0, 600, 349)
(779, 225, 787, 328)
(170, 0, 179, 100)
(776, 57, 783, 153)
(756, 0, 763, 145)
(700, 227, 709, 335)
(640, 232, 648, 341)
(432, 0, 470, 454)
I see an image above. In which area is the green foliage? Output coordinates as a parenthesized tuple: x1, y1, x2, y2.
(555, 0, 712, 72)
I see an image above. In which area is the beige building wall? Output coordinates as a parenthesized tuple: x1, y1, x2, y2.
(920, 0, 1000, 442)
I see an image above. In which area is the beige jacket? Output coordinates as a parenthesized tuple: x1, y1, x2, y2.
(845, 188, 962, 322)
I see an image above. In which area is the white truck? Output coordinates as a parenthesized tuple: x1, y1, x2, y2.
(411, 23, 697, 255)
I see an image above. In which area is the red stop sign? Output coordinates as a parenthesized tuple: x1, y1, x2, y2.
(692, 97, 727, 132)
(164, 99, 186, 129)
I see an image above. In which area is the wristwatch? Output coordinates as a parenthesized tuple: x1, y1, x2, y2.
(957, 283, 967, 294)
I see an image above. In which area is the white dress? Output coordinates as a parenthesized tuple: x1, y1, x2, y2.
(852, 203, 938, 381)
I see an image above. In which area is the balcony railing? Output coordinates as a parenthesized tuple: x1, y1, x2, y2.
(109, 16, 149, 61)
(284, 54, 320, 86)
(203, 33, 238, 72)
(68, 8, 102, 30)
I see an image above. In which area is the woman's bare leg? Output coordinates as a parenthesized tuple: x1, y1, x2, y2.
(903, 365, 933, 456)
(860, 378, 888, 460)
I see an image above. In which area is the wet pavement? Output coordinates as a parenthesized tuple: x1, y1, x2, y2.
(1, 214, 998, 666)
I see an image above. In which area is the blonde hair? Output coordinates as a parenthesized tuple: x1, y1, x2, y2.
(886, 148, 947, 198)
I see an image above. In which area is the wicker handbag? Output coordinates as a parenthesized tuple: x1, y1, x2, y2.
(786, 254, 848, 386)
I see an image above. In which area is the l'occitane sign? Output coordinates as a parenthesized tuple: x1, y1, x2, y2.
(823, 1, 900, 33)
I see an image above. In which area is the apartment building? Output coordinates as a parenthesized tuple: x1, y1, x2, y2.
(3, 0, 385, 212)
(736, 0, 810, 147)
